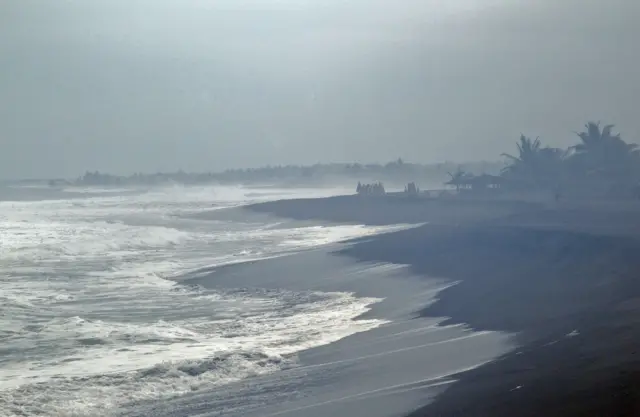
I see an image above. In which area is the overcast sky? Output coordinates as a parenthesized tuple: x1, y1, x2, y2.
(1, 0, 638, 178)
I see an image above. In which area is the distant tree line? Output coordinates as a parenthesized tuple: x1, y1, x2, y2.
(71, 159, 502, 187)
(68, 121, 639, 200)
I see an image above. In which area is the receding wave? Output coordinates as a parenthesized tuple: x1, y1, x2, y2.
(0, 185, 401, 416)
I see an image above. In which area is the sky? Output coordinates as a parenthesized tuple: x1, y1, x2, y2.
(1, 0, 639, 178)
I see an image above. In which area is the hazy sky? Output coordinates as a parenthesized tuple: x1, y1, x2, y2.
(1, 0, 639, 178)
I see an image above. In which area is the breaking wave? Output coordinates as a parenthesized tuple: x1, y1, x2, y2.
(0, 184, 392, 416)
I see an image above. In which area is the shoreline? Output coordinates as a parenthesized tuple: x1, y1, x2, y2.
(158, 194, 640, 416)
(341, 222, 640, 416)
(241, 194, 640, 416)
(176, 241, 511, 417)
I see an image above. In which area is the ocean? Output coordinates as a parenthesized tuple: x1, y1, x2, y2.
(0, 184, 410, 417)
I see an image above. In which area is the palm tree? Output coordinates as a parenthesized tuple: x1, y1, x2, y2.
(572, 122, 629, 152)
(501, 135, 567, 189)
(445, 168, 473, 192)
(570, 121, 639, 181)
(501, 135, 542, 176)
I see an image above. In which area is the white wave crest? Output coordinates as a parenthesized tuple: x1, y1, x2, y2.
(0, 351, 291, 417)
(0, 290, 385, 417)
(0, 185, 397, 417)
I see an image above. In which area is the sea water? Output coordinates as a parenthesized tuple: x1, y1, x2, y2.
(0, 184, 401, 417)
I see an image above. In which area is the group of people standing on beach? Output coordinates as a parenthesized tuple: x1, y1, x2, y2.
(356, 182, 386, 196)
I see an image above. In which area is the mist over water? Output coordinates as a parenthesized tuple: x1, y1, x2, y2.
(0, 184, 402, 416)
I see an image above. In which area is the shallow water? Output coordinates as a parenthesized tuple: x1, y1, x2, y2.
(0, 184, 405, 416)
(126, 255, 513, 417)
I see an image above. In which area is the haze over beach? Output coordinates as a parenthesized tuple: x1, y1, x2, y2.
(2, 1, 640, 417)
(2, 0, 639, 179)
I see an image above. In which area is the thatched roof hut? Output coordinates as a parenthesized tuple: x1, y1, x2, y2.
(465, 174, 505, 189)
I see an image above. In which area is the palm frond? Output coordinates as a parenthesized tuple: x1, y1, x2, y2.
(501, 153, 520, 162)
(601, 124, 616, 140)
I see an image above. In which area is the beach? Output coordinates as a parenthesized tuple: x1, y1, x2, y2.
(0, 184, 404, 416)
(5, 185, 640, 416)
(232, 194, 640, 417)
(158, 247, 510, 417)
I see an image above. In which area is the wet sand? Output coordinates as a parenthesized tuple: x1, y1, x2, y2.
(344, 223, 640, 416)
(243, 195, 640, 416)
(164, 247, 509, 417)
(155, 195, 640, 417)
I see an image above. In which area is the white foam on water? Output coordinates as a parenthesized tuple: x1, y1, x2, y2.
(0, 184, 394, 417)
(61, 186, 141, 194)
(1, 290, 385, 417)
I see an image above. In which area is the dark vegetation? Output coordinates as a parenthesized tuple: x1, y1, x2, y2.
(446, 122, 640, 199)
(348, 122, 640, 201)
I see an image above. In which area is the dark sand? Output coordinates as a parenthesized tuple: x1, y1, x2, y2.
(138, 247, 510, 417)
(244, 194, 538, 226)
(241, 195, 640, 416)
(345, 224, 640, 416)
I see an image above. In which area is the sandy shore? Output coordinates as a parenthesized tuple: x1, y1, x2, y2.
(162, 195, 640, 416)
(167, 247, 509, 417)
(343, 223, 640, 416)
(241, 194, 640, 416)
(243, 194, 539, 226)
